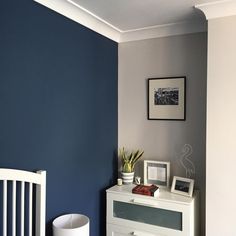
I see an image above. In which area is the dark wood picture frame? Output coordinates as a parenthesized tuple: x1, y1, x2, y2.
(148, 77, 186, 120)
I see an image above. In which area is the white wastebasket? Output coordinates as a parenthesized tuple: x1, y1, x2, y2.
(53, 214, 89, 236)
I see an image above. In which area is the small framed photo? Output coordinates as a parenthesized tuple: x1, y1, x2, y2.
(148, 77, 186, 120)
(143, 160, 170, 188)
(171, 176, 194, 197)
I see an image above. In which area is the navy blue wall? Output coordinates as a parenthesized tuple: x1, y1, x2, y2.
(0, 0, 118, 235)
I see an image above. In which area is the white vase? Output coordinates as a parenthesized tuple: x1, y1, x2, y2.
(121, 172, 134, 184)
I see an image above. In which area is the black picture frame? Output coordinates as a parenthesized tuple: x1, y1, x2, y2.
(148, 77, 186, 120)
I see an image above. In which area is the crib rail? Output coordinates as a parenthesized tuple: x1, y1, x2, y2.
(0, 168, 46, 236)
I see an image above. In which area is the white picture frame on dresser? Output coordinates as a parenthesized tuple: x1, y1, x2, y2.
(144, 160, 170, 188)
(171, 176, 194, 197)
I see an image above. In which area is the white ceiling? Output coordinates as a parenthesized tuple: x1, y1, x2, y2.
(34, 0, 234, 42)
(68, 0, 217, 31)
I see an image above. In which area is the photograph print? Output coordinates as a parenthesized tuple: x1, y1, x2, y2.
(154, 87, 179, 105)
(174, 179, 190, 193)
(148, 77, 186, 120)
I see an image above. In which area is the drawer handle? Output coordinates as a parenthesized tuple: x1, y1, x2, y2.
(130, 199, 158, 207)
(130, 231, 156, 236)
(130, 232, 137, 236)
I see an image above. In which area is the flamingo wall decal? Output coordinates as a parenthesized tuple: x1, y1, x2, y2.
(179, 144, 195, 179)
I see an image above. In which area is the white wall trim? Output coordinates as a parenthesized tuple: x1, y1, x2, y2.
(34, 0, 206, 42)
(120, 20, 206, 42)
(195, 0, 236, 20)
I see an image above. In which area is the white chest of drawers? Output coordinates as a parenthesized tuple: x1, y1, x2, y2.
(106, 185, 199, 236)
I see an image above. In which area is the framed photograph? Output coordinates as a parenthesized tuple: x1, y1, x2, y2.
(143, 160, 170, 188)
(171, 176, 194, 197)
(148, 77, 186, 120)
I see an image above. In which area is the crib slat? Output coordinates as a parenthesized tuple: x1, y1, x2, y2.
(21, 181, 25, 236)
(29, 183, 33, 236)
(3, 180, 7, 236)
(12, 180, 16, 236)
(36, 170, 46, 236)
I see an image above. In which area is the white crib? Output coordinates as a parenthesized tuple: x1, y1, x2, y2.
(0, 168, 46, 236)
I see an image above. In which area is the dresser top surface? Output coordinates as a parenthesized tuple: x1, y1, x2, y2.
(107, 184, 197, 205)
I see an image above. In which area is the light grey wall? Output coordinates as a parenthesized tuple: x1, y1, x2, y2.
(118, 32, 207, 235)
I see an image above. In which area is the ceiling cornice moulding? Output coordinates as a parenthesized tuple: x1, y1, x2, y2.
(195, 0, 236, 20)
(34, 0, 206, 43)
(120, 20, 206, 42)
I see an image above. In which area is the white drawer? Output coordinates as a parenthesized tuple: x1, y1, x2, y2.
(107, 223, 166, 236)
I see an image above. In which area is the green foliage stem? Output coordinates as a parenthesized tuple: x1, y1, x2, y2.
(119, 147, 144, 173)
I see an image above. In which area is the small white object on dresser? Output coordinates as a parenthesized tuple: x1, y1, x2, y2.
(106, 184, 199, 236)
